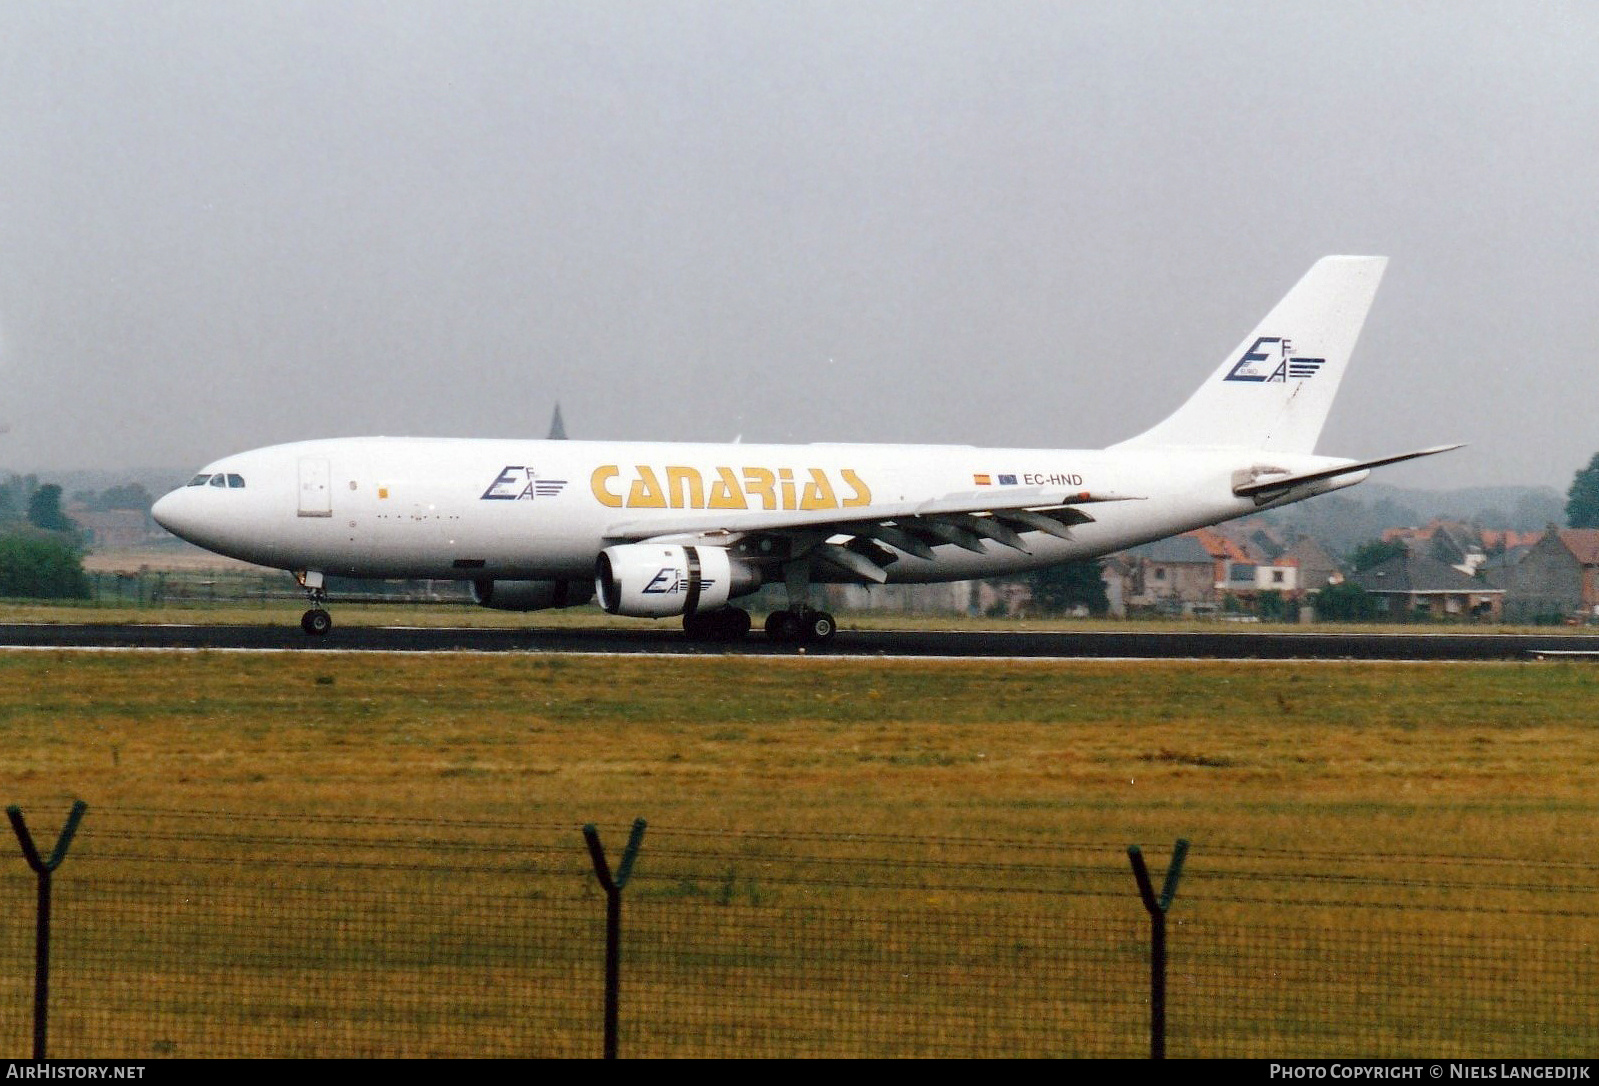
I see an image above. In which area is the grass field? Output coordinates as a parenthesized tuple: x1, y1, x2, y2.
(4, 650, 1597, 854)
(7, 594, 1599, 636)
(3, 650, 1596, 1057)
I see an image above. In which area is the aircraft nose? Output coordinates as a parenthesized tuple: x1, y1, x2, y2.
(151, 488, 198, 541)
(149, 469, 268, 565)
(151, 490, 176, 531)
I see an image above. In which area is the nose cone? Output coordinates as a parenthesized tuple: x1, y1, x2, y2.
(151, 487, 203, 545)
(151, 490, 175, 530)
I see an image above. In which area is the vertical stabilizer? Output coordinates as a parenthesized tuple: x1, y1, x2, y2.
(1115, 256, 1386, 454)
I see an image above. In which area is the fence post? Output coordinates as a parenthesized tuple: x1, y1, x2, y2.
(583, 818, 647, 1060)
(7, 801, 88, 1060)
(1127, 837, 1189, 1060)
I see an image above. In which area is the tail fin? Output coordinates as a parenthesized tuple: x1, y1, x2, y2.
(1115, 256, 1387, 454)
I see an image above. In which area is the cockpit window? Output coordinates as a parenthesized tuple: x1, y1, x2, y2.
(188, 471, 245, 489)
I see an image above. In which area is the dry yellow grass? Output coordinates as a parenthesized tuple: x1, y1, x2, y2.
(2, 651, 1595, 1057)
(2, 652, 1596, 853)
(10, 593, 1599, 634)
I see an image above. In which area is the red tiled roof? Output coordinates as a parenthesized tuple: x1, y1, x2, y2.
(1556, 529, 1599, 565)
(1480, 529, 1544, 551)
(1188, 528, 1251, 562)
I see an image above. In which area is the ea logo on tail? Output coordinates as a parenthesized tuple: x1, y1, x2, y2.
(1223, 336, 1325, 383)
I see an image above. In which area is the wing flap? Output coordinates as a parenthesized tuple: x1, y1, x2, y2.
(602, 488, 1145, 584)
(943, 512, 1031, 552)
(988, 507, 1093, 540)
(858, 524, 937, 560)
(816, 542, 890, 584)
(603, 488, 1141, 540)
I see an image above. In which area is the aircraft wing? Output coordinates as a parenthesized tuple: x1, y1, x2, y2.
(603, 487, 1144, 584)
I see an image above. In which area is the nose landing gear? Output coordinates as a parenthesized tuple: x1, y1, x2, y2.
(294, 570, 333, 637)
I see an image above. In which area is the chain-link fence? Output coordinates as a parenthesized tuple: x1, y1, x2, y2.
(3, 807, 1594, 1058)
(83, 567, 475, 608)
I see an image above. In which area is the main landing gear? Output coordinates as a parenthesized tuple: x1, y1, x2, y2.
(679, 557, 837, 647)
(758, 556, 838, 646)
(295, 570, 333, 637)
(764, 608, 837, 646)
(682, 607, 752, 642)
(682, 606, 837, 645)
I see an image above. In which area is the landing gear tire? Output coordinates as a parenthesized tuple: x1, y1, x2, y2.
(764, 610, 803, 644)
(301, 608, 333, 636)
(804, 610, 837, 645)
(683, 607, 751, 642)
(765, 609, 836, 646)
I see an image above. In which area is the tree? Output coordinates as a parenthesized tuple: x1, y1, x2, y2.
(0, 474, 37, 524)
(1566, 452, 1599, 528)
(1256, 589, 1289, 622)
(1513, 490, 1564, 529)
(90, 483, 155, 512)
(1350, 538, 1408, 572)
(26, 484, 76, 533)
(1023, 560, 1109, 617)
(1314, 581, 1379, 621)
(0, 530, 90, 599)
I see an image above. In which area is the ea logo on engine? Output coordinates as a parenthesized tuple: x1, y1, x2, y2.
(642, 567, 719, 595)
(644, 567, 686, 595)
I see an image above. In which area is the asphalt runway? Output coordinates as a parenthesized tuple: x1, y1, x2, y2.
(3, 622, 1597, 660)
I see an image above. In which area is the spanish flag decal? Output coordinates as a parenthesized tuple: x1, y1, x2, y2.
(973, 473, 992, 486)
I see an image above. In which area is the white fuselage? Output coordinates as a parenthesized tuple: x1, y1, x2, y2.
(151, 435, 1362, 584)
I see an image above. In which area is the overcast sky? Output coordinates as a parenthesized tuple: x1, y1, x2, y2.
(1, 1, 1594, 490)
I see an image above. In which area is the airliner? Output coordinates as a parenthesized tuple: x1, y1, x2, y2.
(152, 256, 1458, 643)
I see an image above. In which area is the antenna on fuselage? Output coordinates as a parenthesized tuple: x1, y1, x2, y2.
(548, 403, 568, 440)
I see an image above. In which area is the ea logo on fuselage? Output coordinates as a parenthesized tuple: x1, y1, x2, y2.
(1223, 336, 1325, 383)
(481, 466, 568, 500)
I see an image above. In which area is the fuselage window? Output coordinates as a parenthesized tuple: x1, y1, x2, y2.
(227, 474, 245, 488)
(188, 474, 212, 487)
(209, 473, 226, 487)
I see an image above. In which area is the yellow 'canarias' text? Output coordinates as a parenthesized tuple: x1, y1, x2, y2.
(591, 465, 872, 511)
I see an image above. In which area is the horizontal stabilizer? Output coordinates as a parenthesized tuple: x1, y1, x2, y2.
(1232, 444, 1465, 498)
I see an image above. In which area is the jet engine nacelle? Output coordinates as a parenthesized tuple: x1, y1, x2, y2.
(595, 544, 760, 617)
(471, 578, 594, 612)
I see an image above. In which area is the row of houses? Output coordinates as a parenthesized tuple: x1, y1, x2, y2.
(1112, 527, 1341, 617)
(1106, 520, 1599, 624)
